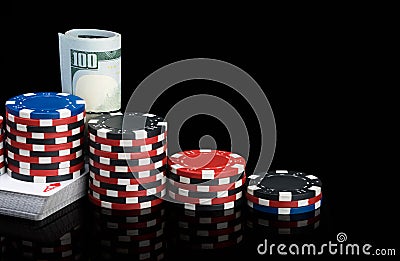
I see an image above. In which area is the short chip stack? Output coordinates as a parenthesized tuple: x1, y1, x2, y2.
(246, 170, 322, 234)
(0, 116, 5, 175)
(5, 92, 86, 183)
(87, 112, 168, 210)
(91, 205, 165, 260)
(167, 150, 246, 211)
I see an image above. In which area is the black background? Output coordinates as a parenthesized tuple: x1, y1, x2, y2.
(0, 8, 397, 259)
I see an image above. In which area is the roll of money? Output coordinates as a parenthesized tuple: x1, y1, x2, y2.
(59, 29, 121, 113)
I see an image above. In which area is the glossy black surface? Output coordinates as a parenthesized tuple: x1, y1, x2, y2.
(0, 11, 398, 260)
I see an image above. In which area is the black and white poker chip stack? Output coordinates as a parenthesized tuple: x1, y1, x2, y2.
(245, 170, 323, 235)
(87, 112, 168, 211)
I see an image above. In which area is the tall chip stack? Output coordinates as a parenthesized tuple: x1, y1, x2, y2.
(91, 205, 166, 260)
(246, 170, 322, 235)
(0, 92, 89, 220)
(167, 150, 246, 211)
(87, 112, 168, 210)
(4, 92, 86, 183)
(0, 116, 5, 175)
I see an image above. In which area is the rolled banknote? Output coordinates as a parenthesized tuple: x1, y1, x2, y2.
(59, 29, 121, 113)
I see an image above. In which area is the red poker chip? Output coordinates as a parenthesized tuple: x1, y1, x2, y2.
(89, 131, 167, 147)
(7, 150, 83, 164)
(90, 171, 166, 185)
(89, 144, 167, 160)
(0, 161, 5, 169)
(246, 192, 323, 208)
(6, 111, 86, 126)
(169, 175, 246, 192)
(89, 158, 167, 173)
(7, 162, 84, 176)
(88, 193, 164, 210)
(89, 182, 167, 197)
(168, 190, 243, 205)
(6, 137, 84, 151)
(6, 124, 84, 139)
(168, 150, 246, 179)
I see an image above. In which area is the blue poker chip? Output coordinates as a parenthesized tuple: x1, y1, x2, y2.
(6, 92, 86, 119)
(247, 199, 322, 215)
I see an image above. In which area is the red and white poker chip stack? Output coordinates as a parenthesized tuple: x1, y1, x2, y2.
(4, 92, 86, 183)
(0, 116, 5, 175)
(87, 112, 168, 210)
(167, 150, 246, 211)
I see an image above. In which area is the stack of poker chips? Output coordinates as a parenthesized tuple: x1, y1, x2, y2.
(167, 150, 246, 211)
(5, 92, 86, 183)
(246, 170, 322, 235)
(0, 116, 5, 175)
(91, 205, 165, 260)
(87, 112, 168, 210)
(171, 207, 244, 251)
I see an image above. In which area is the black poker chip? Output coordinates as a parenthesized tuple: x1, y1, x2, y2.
(7, 168, 86, 183)
(6, 131, 84, 145)
(6, 118, 85, 133)
(89, 139, 166, 153)
(89, 177, 165, 192)
(169, 197, 245, 211)
(247, 170, 322, 201)
(89, 165, 166, 179)
(88, 189, 166, 205)
(88, 152, 166, 166)
(168, 184, 243, 199)
(7, 156, 84, 170)
(167, 171, 245, 185)
(6, 143, 82, 157)
(88, 113, 167, 140)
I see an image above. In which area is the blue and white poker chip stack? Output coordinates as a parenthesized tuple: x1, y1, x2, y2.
(4, 92, 86, 183)
(0, 92, 89, 221)
(246, 170, 323, 235)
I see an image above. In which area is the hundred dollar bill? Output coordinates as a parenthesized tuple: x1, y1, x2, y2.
(59, 29, 121, 113)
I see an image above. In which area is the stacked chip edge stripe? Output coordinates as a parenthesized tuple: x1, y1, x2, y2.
(246, 170, 322, 201)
